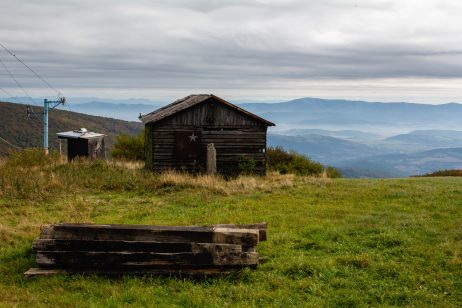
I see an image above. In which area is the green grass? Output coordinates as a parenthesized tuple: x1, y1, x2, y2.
(0, 156, 461, 306)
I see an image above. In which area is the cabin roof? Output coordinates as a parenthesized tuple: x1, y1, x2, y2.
(139, 94, 275, 126)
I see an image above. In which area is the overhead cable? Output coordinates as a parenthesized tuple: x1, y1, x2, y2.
(0, 42, 63, 98)
(0, 57, 36, 105)
(0, 135, 22, 150)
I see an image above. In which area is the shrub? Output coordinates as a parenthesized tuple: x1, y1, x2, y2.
(415, 169, 462, 177)
(326, 166, 342, 178)
(4, 148, 60, 168)
(266, 146, 323, 176)
(266, 146, 341, 178)
(238, 156, 258, 175)
(111, 130, 145, 161)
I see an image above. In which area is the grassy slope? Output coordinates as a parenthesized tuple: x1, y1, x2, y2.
(0, 101, 142, 155)
(0, 163, 461, 306)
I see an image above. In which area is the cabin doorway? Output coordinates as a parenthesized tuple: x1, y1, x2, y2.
(174, 130, 203, 172)
(174, 131, 201, 158)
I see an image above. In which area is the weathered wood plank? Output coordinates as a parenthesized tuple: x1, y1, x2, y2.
(156, 99, 264, 127)
(35, 251, 259, 268)
(152, 143, 265, 149)
(24, 266, 248, 277)
(210, 223, 267, 241)
(202, 129, 266, 135)
(154, 125, 265, 131)
(39, 224, 259, 246)
(32, 239, 243, 253)
(35, 251, 209, 268)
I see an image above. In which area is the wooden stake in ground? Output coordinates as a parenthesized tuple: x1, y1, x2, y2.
(207, 143, 217, 175)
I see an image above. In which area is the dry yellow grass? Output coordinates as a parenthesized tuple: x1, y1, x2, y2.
(0, 149, 332, 202)
(158, 170, 329, 195)
(109, 159, 144, 170)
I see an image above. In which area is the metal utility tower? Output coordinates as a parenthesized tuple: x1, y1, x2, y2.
(42, 97, 66, 155)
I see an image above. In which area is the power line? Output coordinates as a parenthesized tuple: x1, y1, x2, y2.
(0, 57, 36, 105)
(0, 135, 22, 150)
(0, 42, 73, 113)
(0, 42, 63, 98)
(0, 60, 45, 125)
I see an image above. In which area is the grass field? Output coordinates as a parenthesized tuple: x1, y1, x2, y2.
(0, 153, 461, 306)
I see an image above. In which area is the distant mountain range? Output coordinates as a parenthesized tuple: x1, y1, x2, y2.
(244, 97, 462, 177)
(278, 129, 383, 141)
(337, 147, 462, 178)
(0, 96, 163, 106)
(268, 134, 382, 164)
(6, 96, 462, 133)
(67, 102, 162, 121)
(383, 130, 462, 148)
(0, 97, 162, 122)
(240, 97, 462, 134)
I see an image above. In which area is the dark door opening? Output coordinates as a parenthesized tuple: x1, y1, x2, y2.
(174, 130, 202, 159)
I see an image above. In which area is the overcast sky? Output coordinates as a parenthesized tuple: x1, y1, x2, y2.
(1, 0, 462, 103)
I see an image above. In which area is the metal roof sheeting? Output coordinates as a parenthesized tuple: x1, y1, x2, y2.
(57, 128, 105, 139)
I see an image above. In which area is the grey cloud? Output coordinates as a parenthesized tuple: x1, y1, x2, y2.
(1, 0, 462, 101)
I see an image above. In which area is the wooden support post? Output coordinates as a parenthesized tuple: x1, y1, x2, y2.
(207, 143, 217, 175)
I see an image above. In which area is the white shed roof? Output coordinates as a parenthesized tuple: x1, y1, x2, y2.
(57, 128, 105, 139)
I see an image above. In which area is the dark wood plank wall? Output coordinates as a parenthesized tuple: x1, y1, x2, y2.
(147, 98, 268, 175)
(159, 98, 262, 128)
(202, 128, 266, 174)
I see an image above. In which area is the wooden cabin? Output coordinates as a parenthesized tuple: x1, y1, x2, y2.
(139, 94, 275, 175)
(57, 128, 106, 161)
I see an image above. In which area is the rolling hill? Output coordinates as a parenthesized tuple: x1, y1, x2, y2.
(68, 102, 161, 122)
(336, 147, 462, 177)
(383, 130, 462, 148)
(279, 128, 383, 142)
(241, 97, 462, 133)
(268, 133, 383, 164)
(268, 131, 462, 177)
(0, 101, 143, 156)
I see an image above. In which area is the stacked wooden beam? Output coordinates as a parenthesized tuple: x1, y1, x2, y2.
(24, 223, 267, 277)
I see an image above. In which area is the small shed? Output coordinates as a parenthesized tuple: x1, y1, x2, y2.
(57, 128, 106, 161)
(139, 94, 275, 175)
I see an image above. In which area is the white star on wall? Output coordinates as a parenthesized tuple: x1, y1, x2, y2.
(189, 132, 198, 142)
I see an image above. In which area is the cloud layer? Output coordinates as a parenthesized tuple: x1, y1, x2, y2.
(1, 0, 462, 102)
